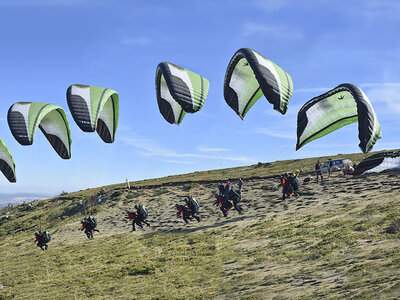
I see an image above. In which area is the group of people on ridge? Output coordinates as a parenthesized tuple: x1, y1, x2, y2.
(33, 180, 248, 250)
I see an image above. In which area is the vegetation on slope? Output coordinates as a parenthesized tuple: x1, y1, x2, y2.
(1, 149, 400, 299)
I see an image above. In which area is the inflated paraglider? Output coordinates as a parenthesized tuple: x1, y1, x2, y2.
(8, 102, 72, 159)
(353, 151, 400, 175)
(296, 83, 382, 154)
(66, 84, 119, 143)
(224, 48, 293, 119)
(155, 62, 209, 125)
(0, 137, 16, 182)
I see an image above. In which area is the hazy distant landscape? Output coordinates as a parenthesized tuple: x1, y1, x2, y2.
(0, 193, 55, 209)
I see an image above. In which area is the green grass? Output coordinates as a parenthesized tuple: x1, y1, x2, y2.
(1, 148, 400, 299)
(0, 231, 233, 299)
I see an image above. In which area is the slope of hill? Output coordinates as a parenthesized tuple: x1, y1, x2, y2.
(1, 150, 400, 299)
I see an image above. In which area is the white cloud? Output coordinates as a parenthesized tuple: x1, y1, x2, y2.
(361, 82, 400, 114)
(198, 147, 230, 152)
(121, 136, 255, 163)
(117, 123, 131, 131)
(361, 82, 400, 88)
(241, 22, 303, 39)
(161, 159, 195, 164)
(294, 87, 330, 94)
(255, 128, 296, 140)
(121, 37, 152, 46)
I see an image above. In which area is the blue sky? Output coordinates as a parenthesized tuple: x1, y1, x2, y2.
(0, 0, 399, 198)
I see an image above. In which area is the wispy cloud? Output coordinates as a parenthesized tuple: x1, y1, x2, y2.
(198, 147, 230, 152)
(255, 128, 296, 140)
(161, 159, 195, 164)
(360, 82, 400, 88)
(121, 37, 152, 46)
(121, 136, 255, 163)
(117, 123, 131, 131)
(361, 82, 400, 114)
(241, 22, 303, 39)
(294, 87, 330, 94)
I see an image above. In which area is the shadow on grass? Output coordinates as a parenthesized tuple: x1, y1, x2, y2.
(156, 215, 253, 234)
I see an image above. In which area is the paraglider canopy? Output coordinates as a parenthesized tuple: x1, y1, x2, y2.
(0, 137, 16, 182)
(67, 84, 119, 143)
(155, 62, 209, 125)
(296, 83, 382, 154)
(8, 102, 72, 159)
(224, 48, 293, 119)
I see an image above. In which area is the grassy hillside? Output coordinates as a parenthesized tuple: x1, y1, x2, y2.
(1, 149, 399, 299)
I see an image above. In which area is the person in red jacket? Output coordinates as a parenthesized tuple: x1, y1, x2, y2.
(214, 194, 233, 217)
(35, 230, 51, 250)
(175, 203, 200, 224)
(278, 173, 294, 200)
(79, 217, 99, 239)
(125, 205, 150, 231)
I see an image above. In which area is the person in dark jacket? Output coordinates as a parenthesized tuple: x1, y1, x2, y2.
(125, 204, 150, 231)
(287, 173, 301, 197)
(214, 194, 233, 217)
(215, 178, 244, 215)
(80, 217, 100, 239)
(35, 230, 51, 250)
(184, 196, 201, 222)
(278, 173, 294, 200)
(315, 160, 324, 183)
(327, 158, 333, 178)
(176, 202, 200, 224)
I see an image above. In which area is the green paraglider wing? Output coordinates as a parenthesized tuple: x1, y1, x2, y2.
(0, 137, 16, 182)
(224, 48, 293, 119)
(353, 151, 400, 175)
(8, 102, 72, 159)
(296, 83, 382, 153)
(155, 62, 209, 125)
(66, 84, 119, 143)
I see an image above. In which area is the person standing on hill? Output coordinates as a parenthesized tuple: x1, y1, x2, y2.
(315, 160, 324, 183)
(327, 158, 333, 178)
